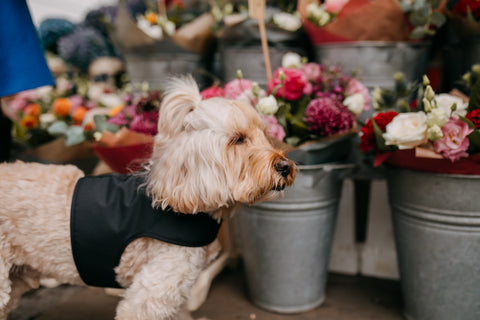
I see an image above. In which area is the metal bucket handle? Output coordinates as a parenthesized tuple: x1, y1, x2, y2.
(298, 163, 357, 188)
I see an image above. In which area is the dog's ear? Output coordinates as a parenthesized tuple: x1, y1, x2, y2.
(159, 75, 202, 135)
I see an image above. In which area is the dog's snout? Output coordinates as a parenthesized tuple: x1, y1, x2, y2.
(274, 159, 293, 178)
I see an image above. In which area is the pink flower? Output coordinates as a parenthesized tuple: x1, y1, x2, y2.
(434, 117, 473, 162)
(301, 63, 323, 83)
(305, 97, 354, 136)
(345, 78, 371, 111)
(201, 85, 225, 99)
(324, 0, 349, 13)
(224, 79, 253, 99)
(262, 115, 286, 142)
(129, 110, 159, 136)
(268, 68, 307, 101)
(6, 90, 40, 120)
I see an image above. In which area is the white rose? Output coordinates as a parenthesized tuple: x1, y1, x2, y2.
(256, 95, 279, 116)
(306, 3, 330, 26)
(99, 93, 123, 109)
(39, 113, 56, 125)
(383, 111, 428, 149)
(282, 52, 302, 68)
(343, 93, 365, 115)
(137, 16, 163, 39)
(163, 20, 176, 36)
(435, 93, 468, 117)
(272, 12, 302, 31)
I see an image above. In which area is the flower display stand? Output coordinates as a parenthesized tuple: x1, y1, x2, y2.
(386, 166, 480, 320)
(237, 162, 353, 313)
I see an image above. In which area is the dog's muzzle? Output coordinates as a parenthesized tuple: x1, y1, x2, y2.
(273, 158, 295, 191)
(274, 158, 294, 178)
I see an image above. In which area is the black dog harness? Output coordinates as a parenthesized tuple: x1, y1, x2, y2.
(70, 174, 222, 288)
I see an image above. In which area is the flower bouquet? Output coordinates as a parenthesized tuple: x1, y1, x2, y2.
(440, 0, 480, 91)
(297, 0, 445, 91)
(3, 74, 108, 168)
(361, 71, 480, 174)
(111, 0, 214, 88)
(89, 86, 163, 173)
(201, 52, 371, 164)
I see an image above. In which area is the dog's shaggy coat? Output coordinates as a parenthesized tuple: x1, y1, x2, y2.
(0, 76, 296, 319)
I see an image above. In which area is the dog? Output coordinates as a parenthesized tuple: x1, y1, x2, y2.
(0, 76, 296, 320)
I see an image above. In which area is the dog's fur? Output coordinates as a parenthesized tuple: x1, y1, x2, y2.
(0, 76, 296, 319)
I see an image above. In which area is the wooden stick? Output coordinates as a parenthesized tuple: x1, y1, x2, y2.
(258, 19, 272, 83)
(158, 0, 167, 17)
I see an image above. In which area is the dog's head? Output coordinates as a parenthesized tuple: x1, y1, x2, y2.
(145, 76, 296, 216)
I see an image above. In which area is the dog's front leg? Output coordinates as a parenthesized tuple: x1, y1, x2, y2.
(115, 246, 206, 320)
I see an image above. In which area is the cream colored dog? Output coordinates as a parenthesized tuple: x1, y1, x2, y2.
(0, 76, 296, 320)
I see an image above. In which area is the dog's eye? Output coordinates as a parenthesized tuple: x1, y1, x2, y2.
(230, 133, 246, 145)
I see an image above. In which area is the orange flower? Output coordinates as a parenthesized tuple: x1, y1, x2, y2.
(145, 12, 158, 24)
(23, 103, 41, 117)
(109, 105, 124, 117)
(52, 98, 72, 116)
(72, 106, 88, 124)
(83, 121, 94, 132)
(20, 115, 39, 129)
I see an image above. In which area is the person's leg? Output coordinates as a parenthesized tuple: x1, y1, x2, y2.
(0, 101, 12, 162)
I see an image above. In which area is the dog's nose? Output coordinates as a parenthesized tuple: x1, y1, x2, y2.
(274, 159, 293, 178)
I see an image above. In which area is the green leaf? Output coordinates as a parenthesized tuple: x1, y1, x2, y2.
(459, 115, 477, 129)
(430, 11, 446, 28)
(409, 11, 428, 26)
(93, 114, 120, 133)
(371, 119, 397, 152)
(64, 126, 86, 146)
(468, 78, 480, 112)
(409, 26, 428, 39)
(47, 121, 68, 136)
(468, 130, 480, 151)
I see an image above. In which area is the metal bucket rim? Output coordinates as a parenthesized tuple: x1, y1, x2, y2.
(315, 41, 431, 49)
(386, 165, 480, 179)
(296, 162, 355, 171)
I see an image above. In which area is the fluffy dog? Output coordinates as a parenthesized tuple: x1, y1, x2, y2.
(0, 76, 296, 319)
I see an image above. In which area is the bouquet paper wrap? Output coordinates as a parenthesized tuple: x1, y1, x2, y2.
(93, 128, 154, 174)
(298, 0, 411, 44)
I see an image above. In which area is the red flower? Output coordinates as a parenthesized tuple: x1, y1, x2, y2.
(201, 85, 225, 100)
(360, 111, 398, 153)
(267, 68, 307, 101)
(452, 0, 480, 19)
(466, 109, 480, 128)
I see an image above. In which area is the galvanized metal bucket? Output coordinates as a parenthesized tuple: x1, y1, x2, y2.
(386, 166, 480, 320)
(218, 44, 308, 87)
(123, 49, 205, 88)
(237, 163, 353, 313)
(314, 41, 430, 90)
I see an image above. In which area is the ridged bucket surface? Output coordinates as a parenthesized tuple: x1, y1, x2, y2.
(314, 41, 430, 90)
(237, 163, 347, 313)
(386, 167, 480, 320)
(124, 52, 203, 88)
(219, 45, 307, 87)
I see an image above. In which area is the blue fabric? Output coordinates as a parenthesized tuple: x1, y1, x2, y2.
(0, 0, 54, 97)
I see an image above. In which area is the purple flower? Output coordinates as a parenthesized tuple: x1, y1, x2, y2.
(305, 97, 355, 137)
(129, 111, 158, 136)
(107, 105, 136, 126)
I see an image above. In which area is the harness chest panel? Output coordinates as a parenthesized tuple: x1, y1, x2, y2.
(70, 174, 221, 288)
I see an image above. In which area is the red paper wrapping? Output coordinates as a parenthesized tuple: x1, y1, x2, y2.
(92, 128, 155, 174)
(384, 149, 480, 175)
(93, 143, 153, 174)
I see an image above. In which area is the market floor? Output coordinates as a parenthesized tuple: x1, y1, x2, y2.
(8, 264, 404, 320)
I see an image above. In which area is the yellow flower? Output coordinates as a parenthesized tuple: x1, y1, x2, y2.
(109, 105, 124, 117)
